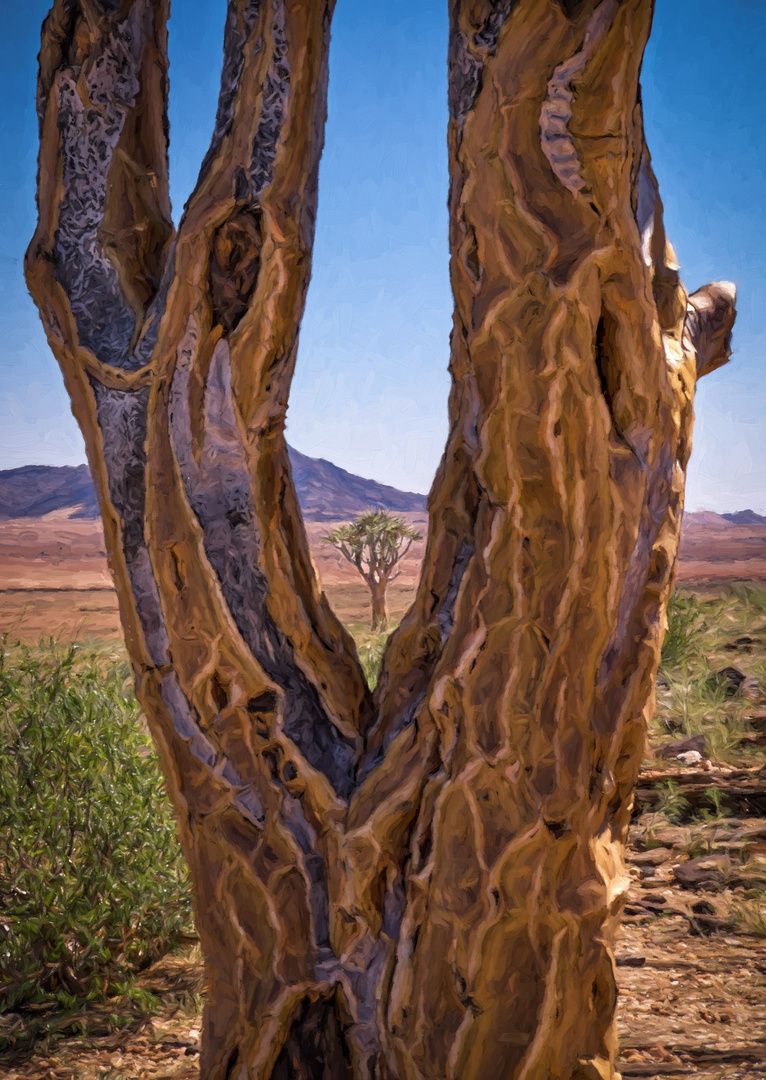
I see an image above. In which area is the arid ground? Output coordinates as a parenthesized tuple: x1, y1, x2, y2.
(1, 511, 765, 1078)
(1, 510, 764, 642)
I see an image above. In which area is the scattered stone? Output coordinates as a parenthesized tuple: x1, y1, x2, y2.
(628, 847, 674, 866)
(657, 733, 707, 760)
(712, 666, 746, 696)
(741, 676, 762, 702)
(746, 708, 766, 725)
(616, 955, 646, 967)
(673, 854, 732, 888)
(724, 636, 758, 653)
(677, 749, 703, 765)
(645, 826, 692, 850)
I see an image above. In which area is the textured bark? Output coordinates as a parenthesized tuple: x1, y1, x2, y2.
(26, 1, 735, 1078)
(370, 579, 389, 633)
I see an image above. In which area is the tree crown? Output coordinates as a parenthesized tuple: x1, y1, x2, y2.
(325, 508, 422, 580)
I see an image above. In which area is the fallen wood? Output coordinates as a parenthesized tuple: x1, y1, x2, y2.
(639, 766, 764, 786)
(627, 846, 675, 865)
(619, 1065, 691, 1077)
(618, 1045, 766, 1076)
(634, 778, 766, 816)
(673, 855, 766, 890)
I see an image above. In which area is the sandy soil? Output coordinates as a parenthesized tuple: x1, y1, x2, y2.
(0, 513, 428, 641)
(677, 517, 766, 586)
(1, 514, 765, 1076)
(3, 818, 765, 1079)
(1, 511, 764, 642)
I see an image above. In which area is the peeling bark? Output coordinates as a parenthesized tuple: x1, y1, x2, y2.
(26, 1, 735, 1077)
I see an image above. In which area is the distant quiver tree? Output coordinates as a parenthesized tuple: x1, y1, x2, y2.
(325, 509, 422, 631)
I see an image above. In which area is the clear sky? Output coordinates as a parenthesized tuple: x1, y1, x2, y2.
(1, 1, 764, 511)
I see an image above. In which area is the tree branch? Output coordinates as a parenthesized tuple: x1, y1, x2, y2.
(687, 281, 737, 380)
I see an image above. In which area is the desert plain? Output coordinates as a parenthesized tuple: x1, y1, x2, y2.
(0, 509, 765, 642)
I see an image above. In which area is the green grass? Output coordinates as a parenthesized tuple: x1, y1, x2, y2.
(1, 583, 763, 1053)
(0, 638, 194, 1024)
(347, 624, 391, 690)
(0, 624, 395, 1047)
(654, 585, 766, 764)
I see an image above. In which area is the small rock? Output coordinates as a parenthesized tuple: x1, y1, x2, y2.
(657, 732, 707, 759)
(673, 854, 732, 888)
(724, 635, 758, 653)
(628, 846, 674, 866)
(712, 666, 746, 696)
(677, 749, 703, 765)
(643, 826, 692, 850)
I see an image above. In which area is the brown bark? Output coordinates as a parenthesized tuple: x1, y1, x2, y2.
(370, 577, 389, 632)
(26, 1, 735, 1078)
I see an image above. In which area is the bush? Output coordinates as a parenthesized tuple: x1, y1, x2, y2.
(661, 591, 702, 670)
(0, 639, 194, 1014)
(353, 630, 390, 690)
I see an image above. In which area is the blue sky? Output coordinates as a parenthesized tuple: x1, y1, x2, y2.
(1, 0, 764, 510)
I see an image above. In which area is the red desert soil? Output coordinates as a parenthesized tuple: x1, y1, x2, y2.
(0, 511, 428, 641)
(3, 827, 766, 1079)
(0, 510, 764, 642)
(1, 512, 765, 1076)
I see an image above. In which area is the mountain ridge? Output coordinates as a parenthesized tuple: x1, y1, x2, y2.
(0, 449, 427, 523)
(2, 460, 763, 527)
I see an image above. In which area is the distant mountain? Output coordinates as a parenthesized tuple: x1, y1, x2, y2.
(0, 464, 99, 519)
(0, 448, 427, 523)
(682, 511, 731, 528)
(722, 510, 766, 526)
(287, 446, 426, 520)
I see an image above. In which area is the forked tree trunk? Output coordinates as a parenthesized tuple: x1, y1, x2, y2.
(26, 2, 734, 1078)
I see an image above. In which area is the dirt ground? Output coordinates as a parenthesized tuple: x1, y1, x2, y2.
(3, 813, 765, 1079)
(0, 513, 428, 641)
(0, 512, 764, 642)
(1, 513, 765, 1077)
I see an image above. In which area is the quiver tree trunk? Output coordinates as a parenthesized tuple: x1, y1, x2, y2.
(26, 1, 735, 1078)
(370, 577, 389, 632)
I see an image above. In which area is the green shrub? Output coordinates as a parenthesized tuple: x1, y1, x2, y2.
(654, 779, 690, 823)
(661, 591, 702, 671)
(0, 639, 194, 1015)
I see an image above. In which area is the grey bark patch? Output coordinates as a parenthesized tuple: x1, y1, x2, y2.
(160, 671, 266, 827)
(91, 382, 170, 665)
(169, 330, 356, 799)
(635, 152, 659, 266)
(198, 0, 262, 184)
(539, 0, 620, 196)
(282, 793, 330, 947)
(448, 19, 484, 133)
(53, 4, 151, 367)
(437, 539, 475, 643)
(133, 238, 177, 366)
(250, 0, 290, 196)
(448, 2, 517, 135)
